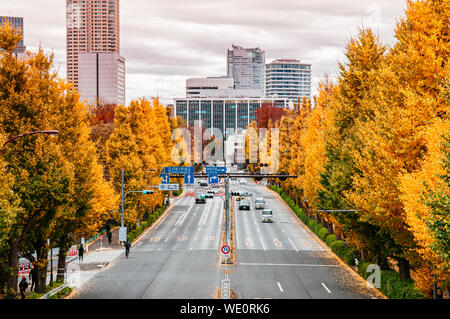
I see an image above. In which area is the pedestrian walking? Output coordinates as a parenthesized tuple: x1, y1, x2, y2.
(29, 266, 37, 292)
(125, 240, 130, 258)
(19, 277, 28, 299)
(78, 244, 84, 262)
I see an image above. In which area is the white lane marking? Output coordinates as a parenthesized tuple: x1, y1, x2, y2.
(239, 263, 339, 267)
(288, 238, 298, 253)
(277, 282, 284, 293)
(321, 283, 332, 294)
(175, 199, 195, 226)
(198, 198, 212, 226)
(260, 238, 267, 251)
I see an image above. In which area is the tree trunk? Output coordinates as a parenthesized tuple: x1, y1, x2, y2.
(34, 248, 48, 294)
(6, 239, 19, 298)
(397, 258, 411, 281)
(56, 237, 69, 282)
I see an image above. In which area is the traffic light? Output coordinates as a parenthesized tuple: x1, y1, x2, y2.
(142, 190, 154, 195)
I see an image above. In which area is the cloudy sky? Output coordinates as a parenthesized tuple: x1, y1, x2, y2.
(1, 0, 407, 105)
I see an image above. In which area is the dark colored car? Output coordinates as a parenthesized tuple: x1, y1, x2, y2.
(239, 199, 251, 210)
(195, 193, 206, 203)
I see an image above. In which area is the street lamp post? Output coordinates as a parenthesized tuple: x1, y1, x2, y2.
(1, 130, 60, 149)
(120, 169, 156, 243)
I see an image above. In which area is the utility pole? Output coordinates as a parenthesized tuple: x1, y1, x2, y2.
(225, 175, 230, 244)
(120, 170, 125, 243)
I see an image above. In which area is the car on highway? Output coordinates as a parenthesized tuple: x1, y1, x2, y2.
(261, 209, 273, 223)
(195, 193, 206, 203)
(199, 181, 208, 187)
(239, 199, 251, 210)
(255, 197, 265, 209)
(240, 191, 253, 197)
(205, 190, 215, 198)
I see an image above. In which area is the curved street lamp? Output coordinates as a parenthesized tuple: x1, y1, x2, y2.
(1, 130, 60, 149)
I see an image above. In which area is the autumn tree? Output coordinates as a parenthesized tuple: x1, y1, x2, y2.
(348, 0, 449, 280)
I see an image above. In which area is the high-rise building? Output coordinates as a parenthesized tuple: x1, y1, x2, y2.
(227, 45, 265, 93)
(78, 52, 125, 106)
(264, 59, 312, 101)
(66, 0, 120, 89)
(0, 16, 25, 54)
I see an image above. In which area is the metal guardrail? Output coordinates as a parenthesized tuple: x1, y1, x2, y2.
(40, 283, 69, 299)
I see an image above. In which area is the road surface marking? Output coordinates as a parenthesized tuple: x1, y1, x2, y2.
(321, 283, 332, 294)
(176, 236, 188, 241)
(260, 238, 267, 251)
(288, 238, 298, 253)
(277, 282, 284, 293)
(272, 237, 283, 248)
(239, 263, 339, 267)
(203, 235, 214, 241)
(175, 200, 195, 226)
(245, 237, 254, 247)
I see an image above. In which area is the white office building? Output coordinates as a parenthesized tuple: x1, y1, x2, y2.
(264, 59, 312, 101)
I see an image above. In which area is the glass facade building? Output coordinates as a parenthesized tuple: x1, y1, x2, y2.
(0, 16, 25, 53)
(264, 59, 312, 101)
(174, 98, 289, 136)
(227, 45, 265, 94)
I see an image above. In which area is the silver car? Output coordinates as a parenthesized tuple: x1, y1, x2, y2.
(255, 197, 265, 209)
(261, 209, 273, 223)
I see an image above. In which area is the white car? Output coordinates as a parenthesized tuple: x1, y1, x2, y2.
(261, 209, 273, 223)
(255, 198, 265, 209)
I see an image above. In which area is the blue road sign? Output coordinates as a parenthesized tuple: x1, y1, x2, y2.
(208, 174, 219, 184)
(163, 166, 194, 174)
(184, 173, 195, 185)
(160, 174, 170, 184)
(206, 166, 226, 174)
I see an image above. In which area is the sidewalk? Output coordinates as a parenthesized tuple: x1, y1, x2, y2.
(64, 246, 125, 291)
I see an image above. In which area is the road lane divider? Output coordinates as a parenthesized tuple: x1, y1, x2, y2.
(321, 283, 332, 294)
(277, 282, 284, 293)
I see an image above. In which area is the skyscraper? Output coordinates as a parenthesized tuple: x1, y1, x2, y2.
(0, 16, 25, 54)
(66, 0, 120, 89)
(227, 45, 265, 94)
(78, 52, 125, 106)
(264, 59, 312, 101)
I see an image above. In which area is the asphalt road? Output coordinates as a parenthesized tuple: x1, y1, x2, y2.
(74, 180, 380, 299)
(230, 180, 378, 299)
(75, 188, 224, 299)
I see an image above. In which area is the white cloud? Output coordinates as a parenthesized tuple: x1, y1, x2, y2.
(2, 0, 407, 105)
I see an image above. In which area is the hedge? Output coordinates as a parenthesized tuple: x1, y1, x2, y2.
(325, 234, 336, 246)
(357, 263, 425, 299)
(318, 227, 329, 241)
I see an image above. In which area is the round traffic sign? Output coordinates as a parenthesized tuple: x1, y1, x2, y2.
(221, 244, 231, 255)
